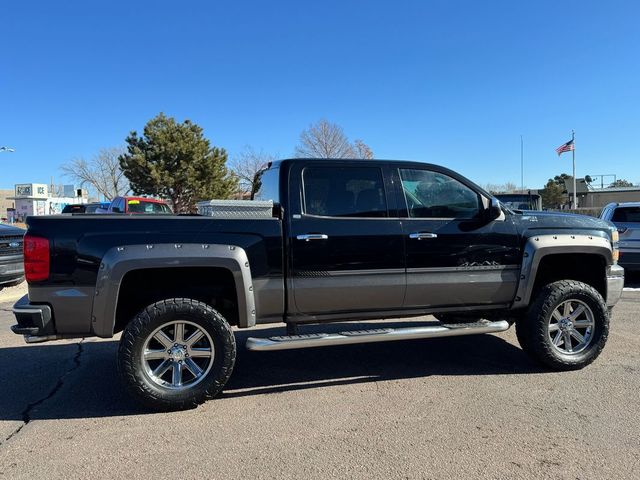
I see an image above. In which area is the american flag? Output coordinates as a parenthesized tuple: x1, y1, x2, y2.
(555, 139, 574, 156)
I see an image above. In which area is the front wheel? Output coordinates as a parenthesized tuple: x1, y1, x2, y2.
(516, 280, 609, 370)
(118, 298, 236, 411)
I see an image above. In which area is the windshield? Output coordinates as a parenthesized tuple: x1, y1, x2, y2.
(62, 205, 85, 213)
(127, 200, 172, 214)
(84, 204, 105, 213)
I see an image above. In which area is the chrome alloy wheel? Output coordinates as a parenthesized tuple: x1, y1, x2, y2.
(548, 299, 595, 355)
(141, 321, 215, 390)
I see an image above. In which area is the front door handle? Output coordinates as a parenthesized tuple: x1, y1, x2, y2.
(409, 232, 438, 240)
(296, 234, 329, 241)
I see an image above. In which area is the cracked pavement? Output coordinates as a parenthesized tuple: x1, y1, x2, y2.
(1, 291, 639, 479)
(1, 341, 84, 446)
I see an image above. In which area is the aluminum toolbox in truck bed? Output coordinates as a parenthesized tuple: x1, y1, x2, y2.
(196, 199, 274, 219)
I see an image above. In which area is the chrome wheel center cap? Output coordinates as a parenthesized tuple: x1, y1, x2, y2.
(559, 318, 573, 332)
(169, 345, 186, 362)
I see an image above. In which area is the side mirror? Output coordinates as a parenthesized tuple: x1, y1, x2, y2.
(487, 197, 502, 221)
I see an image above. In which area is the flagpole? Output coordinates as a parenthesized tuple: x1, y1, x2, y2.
(520, 135, 524, 192)
(572, 130, 576, 208)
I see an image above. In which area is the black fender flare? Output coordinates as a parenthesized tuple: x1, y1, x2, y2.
(512, 233, 612, 309)
(91, 243, 256, 337)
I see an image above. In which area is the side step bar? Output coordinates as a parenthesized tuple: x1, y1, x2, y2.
(246, 320, 510, 351)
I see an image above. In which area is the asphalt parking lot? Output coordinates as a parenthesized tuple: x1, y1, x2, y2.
(1, 287, 639, 479)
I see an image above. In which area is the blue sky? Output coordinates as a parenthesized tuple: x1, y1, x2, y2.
(1, 0, 639, 190)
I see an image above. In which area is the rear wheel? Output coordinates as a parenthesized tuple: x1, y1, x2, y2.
(516, 280, 609, 370)
(118, 298, 236, 411)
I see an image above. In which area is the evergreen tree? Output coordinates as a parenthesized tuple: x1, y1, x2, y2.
(540, 178, 565, 208)
(119, 113, 237, 213)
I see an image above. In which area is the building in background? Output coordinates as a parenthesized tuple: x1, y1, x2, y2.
(0, 189, 14, 221)
(563, 176, 590, 208)
(8, 183, 88, 221)
(581, 186, 640, 209)
(544, 176, 640, 211)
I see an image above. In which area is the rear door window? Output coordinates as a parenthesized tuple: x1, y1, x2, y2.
(302, 166, 388, 218)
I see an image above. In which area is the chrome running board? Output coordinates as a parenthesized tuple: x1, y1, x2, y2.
(246, 320, 510, 351)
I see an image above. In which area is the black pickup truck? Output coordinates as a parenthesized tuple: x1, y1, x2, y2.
(11, 159, 624, 410)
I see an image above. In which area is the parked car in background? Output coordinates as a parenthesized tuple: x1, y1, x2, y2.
(601, 202, 640, 271)
(61, 202, 111, 214)
(494, 193, 542, 211)
(106, 196, 172, 214)
(0, 223, 25, 290)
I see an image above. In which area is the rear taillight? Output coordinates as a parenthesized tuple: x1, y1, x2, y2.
(23, 234, 50, 282)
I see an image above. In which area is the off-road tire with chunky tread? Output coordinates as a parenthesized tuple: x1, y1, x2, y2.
(118, 298, 236, 411)
(516, 280, 609, 371)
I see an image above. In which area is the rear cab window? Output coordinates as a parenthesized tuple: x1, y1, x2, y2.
(612, 207, 640, 223)
(253, 166, 280, 203)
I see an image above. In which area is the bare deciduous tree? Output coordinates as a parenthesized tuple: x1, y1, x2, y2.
(353, 139, 374, 159)
(61, 147, 130, 200)
(294, 119, 374, 159)
(230, 146, 276, 198)
(484, 181, 519, 194)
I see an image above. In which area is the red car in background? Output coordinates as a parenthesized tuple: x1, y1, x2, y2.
(105, 196, 172, 214)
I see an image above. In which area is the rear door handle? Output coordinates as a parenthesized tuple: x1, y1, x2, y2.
(409, 232, 438, 240)
(296, 234, 329, 241)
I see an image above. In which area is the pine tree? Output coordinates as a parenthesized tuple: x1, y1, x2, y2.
(119, 113, 237, 213)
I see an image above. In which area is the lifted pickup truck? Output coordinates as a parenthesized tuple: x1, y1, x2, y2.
(11, 159, 624, 410)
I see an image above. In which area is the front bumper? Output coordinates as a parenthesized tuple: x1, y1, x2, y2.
(606, 264, 625, 307)
(0, 254, 24, 285)
(10, 294, 57, 342)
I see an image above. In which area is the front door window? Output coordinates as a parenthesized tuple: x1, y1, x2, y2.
(399, 169, 480, 219)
